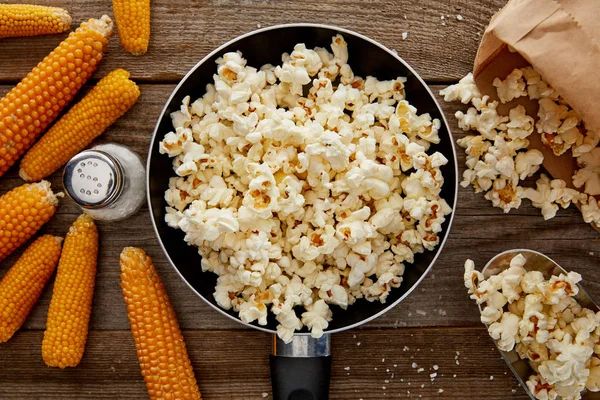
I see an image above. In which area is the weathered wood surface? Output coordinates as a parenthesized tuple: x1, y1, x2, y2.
(0, 0, 599, 398)
(0, 0, 505, 83)
(0, 328, 527, 399)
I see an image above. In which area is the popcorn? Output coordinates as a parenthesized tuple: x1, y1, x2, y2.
(160, 35, 451, 343)
(439, 73, 481, 104)
(170, 96, 193, 129)
(493, 68, 526, 103)
(483, 178, 523, 213)
(580, 195, 600, 228)
(466, 255, 600, 400)
(521, 66, 558, 100)
(515, 149, 544, 180)
(488, 312, 520, 351)
(573, 147, 600, 196)
(442, 66, 599, 226)
(506, 105, 535, 140)
(455, 96, 507, 140)
(159, 127, 193, 157)
(301, 300, 332, 338)
(522, 175, 583, 220)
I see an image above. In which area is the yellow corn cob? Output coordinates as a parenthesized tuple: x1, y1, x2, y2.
(0, 4, 71, 39)
(120, 247, 202, 400)
(0, 15, 113, 178)
(112, 0, 150, 55)
(42, 214, 98, 368)
(0, 235, 62, 343)
(0, 180, 59, 262)
(19, 69, 140, 182)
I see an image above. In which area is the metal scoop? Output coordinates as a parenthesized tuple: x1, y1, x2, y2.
(480, 249, 600, 400)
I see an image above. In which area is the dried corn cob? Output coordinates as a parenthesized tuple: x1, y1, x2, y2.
(19, 69, 140, 181)
(0, 181, 59, 262)
(120, 247, 202, 400)
(0, 235, 62, 343)
(42, 214, 98, 368)
(0, 15, 113, 178)
(112, 0, 150, 55)
(0, 4, 71, 39)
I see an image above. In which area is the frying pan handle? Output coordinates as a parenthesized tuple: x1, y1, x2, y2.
(270, 335, 331, 400)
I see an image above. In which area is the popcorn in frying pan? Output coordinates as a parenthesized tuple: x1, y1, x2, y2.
(170, 96, 193, 129)
(160, 35, 452, 343)
(302, 300, 332, 339)
(465, 255, 600, 400)
(242, 163, 280, 219)
(274, 303, 303, 344)
(239, 295, 269, 326)
(159, 127, 193, 157)
(587, 358, 600, 392)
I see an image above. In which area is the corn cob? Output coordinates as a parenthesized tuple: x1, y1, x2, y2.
(19, 69, 140, 182)
(112, 0, 150, 55)
(120, 247, 202, 400)
(0, 4, 71, 39)
(0, 181, 59, 262)
(0, 235, 62, 343)
(0, 15, 113, 178)
(42, 214, 98, 368)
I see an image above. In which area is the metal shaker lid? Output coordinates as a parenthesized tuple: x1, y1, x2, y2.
(63, 150, 124, 209)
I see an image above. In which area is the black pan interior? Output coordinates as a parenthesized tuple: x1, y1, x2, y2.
(148, 26, 457, 333)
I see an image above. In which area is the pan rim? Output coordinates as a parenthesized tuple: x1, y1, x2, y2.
(146, 22, 460, 335)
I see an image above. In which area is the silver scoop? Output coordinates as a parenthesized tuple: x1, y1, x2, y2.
(480, 249, 600, 400)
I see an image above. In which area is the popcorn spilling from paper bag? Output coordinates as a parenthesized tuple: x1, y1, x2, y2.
(441, 0, 600, 229)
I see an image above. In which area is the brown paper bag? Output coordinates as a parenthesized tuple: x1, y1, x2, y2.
(472, 0, 600, 230)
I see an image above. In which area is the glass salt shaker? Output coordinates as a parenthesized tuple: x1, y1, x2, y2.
(63, 143, 146, 221)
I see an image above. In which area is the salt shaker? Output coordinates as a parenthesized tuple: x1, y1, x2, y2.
(63, 143, 146, 221)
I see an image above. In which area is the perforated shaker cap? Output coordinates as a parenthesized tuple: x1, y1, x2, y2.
(63, 150, 124, 209)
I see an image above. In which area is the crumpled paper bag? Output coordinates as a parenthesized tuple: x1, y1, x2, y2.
(472, 0, 600, 229)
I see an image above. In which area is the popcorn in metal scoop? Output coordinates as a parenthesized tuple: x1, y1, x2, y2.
(465, 249, 600, 400)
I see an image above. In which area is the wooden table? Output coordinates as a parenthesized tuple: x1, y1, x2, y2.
(0, 0, 598, 399)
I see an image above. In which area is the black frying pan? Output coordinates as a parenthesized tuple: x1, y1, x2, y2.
(147, 24, 458, 400)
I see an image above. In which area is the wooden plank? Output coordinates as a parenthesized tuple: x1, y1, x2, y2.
(0, 0, 506, 83)
(0, 328, 528, 399)
(0, 84, 598, 332)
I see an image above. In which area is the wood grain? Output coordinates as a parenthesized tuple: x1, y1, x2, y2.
(0, 0, 506, 83)
(1, 1, 600, 396)
(0, 328, 528, 399)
